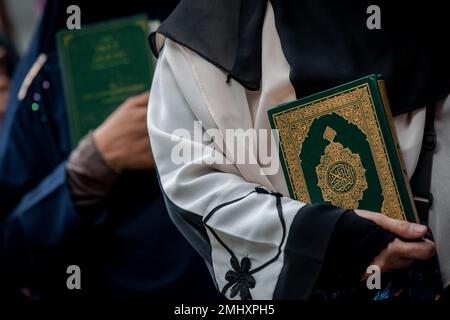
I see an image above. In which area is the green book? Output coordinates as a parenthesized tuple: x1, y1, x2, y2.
(57, 14, 155, 146)
(268, 75, 418, 222)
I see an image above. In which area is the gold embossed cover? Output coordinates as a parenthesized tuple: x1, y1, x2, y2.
(268, 75, 417, 222)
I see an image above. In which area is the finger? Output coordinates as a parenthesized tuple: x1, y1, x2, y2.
(127, 91, 150, 107)
(129, 105, 149, 120)
(391, 238, 436, 260)
(384, 217, 428, 240)
(382, 257, 414, 273)
(355, 209, 427, 239)
(369, 252, 413, 274)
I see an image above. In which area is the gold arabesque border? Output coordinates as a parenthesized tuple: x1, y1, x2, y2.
(271, 84, 405, 220)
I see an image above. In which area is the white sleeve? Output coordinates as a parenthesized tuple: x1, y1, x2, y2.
(148, 40, 348, 300)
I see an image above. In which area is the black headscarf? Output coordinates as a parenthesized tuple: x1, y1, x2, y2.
(156, 0, 450, 115)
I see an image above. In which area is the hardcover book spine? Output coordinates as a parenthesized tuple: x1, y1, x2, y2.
(376, 79, 419, 223)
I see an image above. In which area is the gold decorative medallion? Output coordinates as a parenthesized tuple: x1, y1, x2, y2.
(270, 83, 408, 220)
(315, 127, 368, 209)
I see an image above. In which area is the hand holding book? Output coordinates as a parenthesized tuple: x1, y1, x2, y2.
(93, 92, 154, 173)
(356, 209, 435, 276)
(268, 75, 441, 299)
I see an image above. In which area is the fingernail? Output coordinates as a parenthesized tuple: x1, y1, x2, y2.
(413, 224, 427, 234)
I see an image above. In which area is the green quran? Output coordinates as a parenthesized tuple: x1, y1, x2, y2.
(268, 75, 418, 222)
(57, 15, 155, 146)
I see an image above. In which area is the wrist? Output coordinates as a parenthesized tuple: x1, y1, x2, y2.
(92, 127, 123, 173)
(67, 132, 120, 208)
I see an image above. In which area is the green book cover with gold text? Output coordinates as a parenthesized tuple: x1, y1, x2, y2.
(268, 75, 418, 222)
(57, 14, 155, 146)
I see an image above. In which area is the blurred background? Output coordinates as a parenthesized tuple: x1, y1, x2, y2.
(2, 0, 39, 54)
(1, 0, 39, 127)
(0, 0, 224, 302)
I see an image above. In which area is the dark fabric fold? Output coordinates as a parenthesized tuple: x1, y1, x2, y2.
(155, 0, 267, 90)
(317, 211, 395, 290)
(154, 0, 450, 114)
(271, 0, 450, 115)
(273, 206, 395, 299)
(273, 204, 347, 299)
